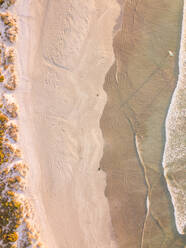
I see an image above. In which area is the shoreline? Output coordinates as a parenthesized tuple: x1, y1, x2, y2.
(100, 1, 185, 247)
(12, 0, 186, 246)
(163, 1, 186, 235)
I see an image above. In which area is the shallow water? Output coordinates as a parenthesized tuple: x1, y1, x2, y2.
(100, 1, 186, 247)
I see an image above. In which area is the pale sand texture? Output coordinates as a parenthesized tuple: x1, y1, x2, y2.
(163, 1, 186, 235)
(15, 0, 120, 247)
(101, 1, 186, 247)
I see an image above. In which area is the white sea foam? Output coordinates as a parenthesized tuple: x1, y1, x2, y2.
(163, 1, 186, 235)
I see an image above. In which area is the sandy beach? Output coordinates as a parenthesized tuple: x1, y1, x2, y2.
(9, 0, 186, 247)
(15, 0, 120, 247)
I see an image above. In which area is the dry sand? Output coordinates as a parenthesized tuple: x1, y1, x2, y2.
(15, 0, 120, 247)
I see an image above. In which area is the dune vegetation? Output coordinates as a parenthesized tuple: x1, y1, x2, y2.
(0, 1, 43, 247)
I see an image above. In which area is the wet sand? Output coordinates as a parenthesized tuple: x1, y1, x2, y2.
(101, 1, 186, 247)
